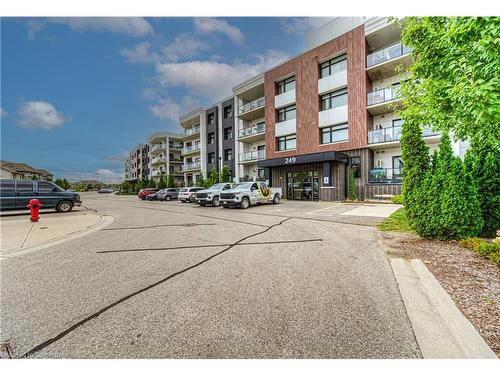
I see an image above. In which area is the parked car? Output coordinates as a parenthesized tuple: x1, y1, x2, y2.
(138, 188, 158, 200)
(0, 179, 82, 212)
(195, 183, 235, 207)
(97, 188, 114, 193)
(220, 181, 282, 209)
(178, 187, 204, 203)
(145, 189, 163, 200)
(157, 188, 179, 201)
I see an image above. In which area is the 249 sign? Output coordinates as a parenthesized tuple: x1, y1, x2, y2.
(284, 157, 297, 164)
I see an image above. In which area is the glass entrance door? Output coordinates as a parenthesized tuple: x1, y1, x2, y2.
(287, 171, 319, 201)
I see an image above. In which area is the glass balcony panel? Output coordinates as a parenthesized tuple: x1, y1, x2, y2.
(367, 43, 413, 68)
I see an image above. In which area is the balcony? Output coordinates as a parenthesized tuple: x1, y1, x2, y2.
(238, 97, 265, 120)
(318, 69, 348, 94)
(239, 149, 266, 164)
(169, 143, 183, 150)
(150, 143, 166, 154)
(182, 144, 201, 155)
(367, 43, 413, 80)
(318, 105, 349, 128)
(369, 168, 403, 184)
(182, 162, 201, 172)
(367, 86, 402, 115)
(275, 118, 296, 137)
(238, 122, 265, 142)
(183, 127, 200, 139)
(151, 170, 165, 177)
(275, 89, 295, 109)
(368, 125, 441, 149)
(151, 156, 166, 165)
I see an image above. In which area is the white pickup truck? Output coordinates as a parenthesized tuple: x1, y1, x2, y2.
(194, 182, 235, 207)
(219, 181, 282, 209)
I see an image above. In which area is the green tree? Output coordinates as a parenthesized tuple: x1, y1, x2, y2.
(347, 167, 357, 201)
(135, 180, 145, 192)
(166, 174, 175, 188)
(465, 136, 500, 238)
(208, 167, 219, 187)
(122, 181, 132, 193)
(54, 178, 64, 189)
(62, 178, 70, 190)
(31, 175, 38, 180)
(220, 165, 231, 183)
(398, 17, 500, 142)
(147, 179, 156, 188)
(157, 174, 166, 189)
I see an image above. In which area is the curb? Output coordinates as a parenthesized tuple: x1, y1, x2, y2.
(0, 215, 114, 258)
(391, 258, 497, 359)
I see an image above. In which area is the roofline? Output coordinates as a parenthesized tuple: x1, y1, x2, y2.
(179, 107, 205, 123)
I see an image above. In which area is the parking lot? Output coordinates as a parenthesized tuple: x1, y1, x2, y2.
(0, 193, 419, 358)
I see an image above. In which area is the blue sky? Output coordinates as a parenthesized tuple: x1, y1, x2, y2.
(1, 17, 332, 182)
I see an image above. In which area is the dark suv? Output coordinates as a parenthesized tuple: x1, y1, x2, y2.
(0, 179, 82, 212)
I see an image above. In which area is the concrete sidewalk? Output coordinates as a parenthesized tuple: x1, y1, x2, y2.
(1, 212, 105, 255)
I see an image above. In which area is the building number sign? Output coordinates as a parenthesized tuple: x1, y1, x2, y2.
(284, 157, 297, 164)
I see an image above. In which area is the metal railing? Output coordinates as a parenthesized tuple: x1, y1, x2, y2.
(183, 127, 200, 136)
(182, 162, 201, 171)
(369, 168, 403, 183)
(368, 125, 441, 144)
(183, 144, 201, 154)
(238, 97, 265, 115)
(239, 149, 266, 162)
(367, 85, 401, 106)
(151, 156, 166, 164)
(238, 122, 265, 138)
(367, 43, 413, 68)
(151, 144, 166, 152)
(169, 144, 184, 149)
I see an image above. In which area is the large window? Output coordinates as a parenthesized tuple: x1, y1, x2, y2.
(224, 127, 232, 140)
(320, 54, 347, 78)
(208, 152, 215, 164)
(277, 105, 296, 122)
(207, 113, 215, 125)
(321, 123, 348, 144)
(320, 88, 348, 111)
(277, 134, 296, 151)
(224, 149, 233, 161)
(223, 105, 232, 118)
(38, 181, 58, 192)
(208, 132, 215, 144)
(277, 76, 296, 94)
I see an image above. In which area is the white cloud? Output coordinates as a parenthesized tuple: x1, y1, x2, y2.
(28, 17, 153, 38)
(148, 96, 199, 121)
(154, 50, 289, 100)
(0, 108, 7, 118)
(194, 18, 244, 43)
(121, 42, 154, 64)
(281, 17, 335, 35)
(162, 34, 209, 62)
(17, 101, 65, 130)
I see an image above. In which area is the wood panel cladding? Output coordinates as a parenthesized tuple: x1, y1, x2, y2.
(265, 25, 369, 160)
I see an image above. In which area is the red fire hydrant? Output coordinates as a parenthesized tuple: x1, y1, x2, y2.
(27, 199, 42, 222)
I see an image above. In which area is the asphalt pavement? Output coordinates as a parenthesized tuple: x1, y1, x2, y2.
(0, 193, 421, 358)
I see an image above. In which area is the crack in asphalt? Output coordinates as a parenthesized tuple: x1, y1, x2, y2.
(18, 217, 291, 358)
(101, 223, 216, 231)
(95, 238, 322, 254)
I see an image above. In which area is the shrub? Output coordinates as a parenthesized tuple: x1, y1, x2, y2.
(476, 242, 500, 257)
(347, 167, 357, 201)
(392, 194, 404, 204)
(157, 175, 166, 189)
(459, 237, 486, 251)
(488, 252, 500, 266)
(220, 165, 232, 183)
(166, 175, 175, 188)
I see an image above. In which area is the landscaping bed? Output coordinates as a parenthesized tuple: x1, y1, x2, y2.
(380, 230, 500, 357)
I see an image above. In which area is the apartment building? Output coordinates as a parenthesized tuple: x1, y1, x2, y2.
(148, 132, 184, 185)
(1, 160, 53, 181)
(180, 108, 205, 186)
(124, 144, 149, 182)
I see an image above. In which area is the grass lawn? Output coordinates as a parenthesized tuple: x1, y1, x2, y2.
(378, 207, 414, 233)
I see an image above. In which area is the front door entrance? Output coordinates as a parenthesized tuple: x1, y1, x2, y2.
(287, 171, 319, 201)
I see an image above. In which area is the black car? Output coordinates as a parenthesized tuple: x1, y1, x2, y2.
(0, 179, 82, 212)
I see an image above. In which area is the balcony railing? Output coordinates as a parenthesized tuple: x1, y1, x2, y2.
(182, 162, 201, 171)
(367, 85, 401, 106)
(238, 122, 265, 138)
(239, 149, 266, 162)
(238, 97, 265, 115)
(367, 43, 413, 68)
(369, 168, 403, 183)
(151, 156, 166, 164)
(183, 127, 200, 137)
(151, 170, 165, 177)
(183, 144, 201, 153)
(169, 144, 183, 149)
(368, 125, 441, 144)
(150, 144, 165, 152)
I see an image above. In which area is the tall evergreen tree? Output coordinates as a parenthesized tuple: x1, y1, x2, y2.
(157, 174, 166, 189)
(166, 174, 175, 188)
(220, 165, 231, 183)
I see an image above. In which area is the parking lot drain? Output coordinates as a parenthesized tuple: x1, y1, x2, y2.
(19, 218, 290, 358)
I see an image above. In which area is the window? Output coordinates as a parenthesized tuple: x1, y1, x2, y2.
(224, 127, 233, 140)
(392, 118, 403, 127)
(320, 88, 348, 111)
(320, 55, 347, 78)
(321, 123, 348, 144)
(208, 133, 215, 144)
(277, 134, 296, 151)
(0, 180, 15, 191)
(38, 181, 57, 192)
(350, 157, 361, 178)
(277, 105, 296, 122)
(16, 181, 34, 191)
(277, 76, 296, 94)
(207, 113, 215, 125)
(208, 152, 215, 164)
(258, 169, 266, 178)
(223, 106, 232, 118)
(224, 149, 233, 161)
